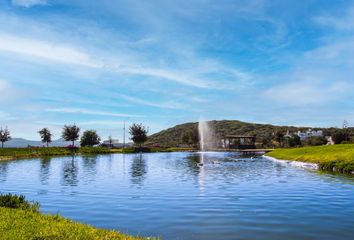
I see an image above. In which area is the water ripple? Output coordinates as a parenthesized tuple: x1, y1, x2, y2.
(0, 152, 353, 240)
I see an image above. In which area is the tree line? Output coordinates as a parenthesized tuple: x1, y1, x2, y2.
(0, 123, 148, 148)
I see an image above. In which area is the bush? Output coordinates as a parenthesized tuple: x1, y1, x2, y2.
(285, 135, 302, 147)
(80, 130, 101, 147)
(0, 193, 40, 212)
(332, 131, 350, 144)
(305, 136, 327, 146)
(80, 147, 111, 154)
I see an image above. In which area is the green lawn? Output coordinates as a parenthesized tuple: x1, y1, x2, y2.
(0, 147, 112, 161)
(266, 144, 354, 174)
(0, 207, 154, 240)
(0, 147, 196, 161)
(111, 147, 195, 154)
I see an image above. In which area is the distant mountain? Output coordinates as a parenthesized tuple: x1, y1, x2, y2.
(146, 120, 334, 147)
(3, 138, 79, 148)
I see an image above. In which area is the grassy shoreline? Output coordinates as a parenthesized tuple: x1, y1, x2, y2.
(0, 147, 112, 161)
(0, 147, 196, 162)
(266, 144, 354, 174)
(0, 207, 153, 240)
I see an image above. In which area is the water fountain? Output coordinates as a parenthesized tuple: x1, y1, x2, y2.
(198, 118, 215, 166)
(198, 118, 216, 151)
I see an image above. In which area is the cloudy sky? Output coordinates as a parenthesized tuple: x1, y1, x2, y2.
(0, 0, 354, 140)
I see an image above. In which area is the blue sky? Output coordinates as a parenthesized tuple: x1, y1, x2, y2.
(1, 0, 354, 140)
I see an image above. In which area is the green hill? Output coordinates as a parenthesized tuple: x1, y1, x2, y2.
(146, 120, 328, 147)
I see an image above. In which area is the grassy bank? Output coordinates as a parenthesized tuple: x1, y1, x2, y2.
(113, 147, 195, 154)
(0, 147, 196, 161)
(266, 144, 354, 174)
(0, 147, 112, 161)
(0, 193, 154, 240)
(0, 207, 152, 240)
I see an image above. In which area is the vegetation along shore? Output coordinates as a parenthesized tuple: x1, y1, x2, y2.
(0, 147, 195, 162)
(266, 144, 354, 174)
(0, 194, 154, 240)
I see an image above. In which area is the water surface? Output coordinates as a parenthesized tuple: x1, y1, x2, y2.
(0, 152, 353, 239)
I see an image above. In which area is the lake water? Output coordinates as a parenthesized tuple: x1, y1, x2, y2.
(0, 152, 354, 239)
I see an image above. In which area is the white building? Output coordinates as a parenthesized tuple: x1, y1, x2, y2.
(297, 129, 323, 141)
(101, 139, 120, 147)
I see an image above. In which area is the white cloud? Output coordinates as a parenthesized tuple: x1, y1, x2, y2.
(114, 66, 219, 89)
(0, 79, 23, 102)
(44, 108, 143, 118)
(264, 81, 348, 106)
(0, 111, 12, 120)
(0, 79, 10, 92)
(116, 94, 183, 109)
(36, 120, 126, 126)
(0, 33, 222, 89)
(78, 120, 125, 126)
(314, 7, 354, 31)
(12, 0, 47, 8)
(0, 34, 100, 68)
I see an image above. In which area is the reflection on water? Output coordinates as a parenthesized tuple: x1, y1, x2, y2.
(61, 156, 79, 187)
(0, 162, 8, 182)
(81, 155, 98, 183)
(0, 152, 354, 240)
(130, 154, 147, 186)
(39, 157, 52, 185)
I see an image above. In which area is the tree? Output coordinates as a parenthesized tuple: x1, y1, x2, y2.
(262, 132, 273, 148)
(0, 127, 11, 148)
(274, 131, 284, 147)
(62, 124, 80, 146)
(129, 123, 148, 148)
(80, 130, 101, 147)
(190, 129, 199, 145)
(287, 135, 301, 147)
(332, 130, 350, 144)
(181, 131, 191, 145)
(305, 136, 327, 146)
(38, 128, 52, 147)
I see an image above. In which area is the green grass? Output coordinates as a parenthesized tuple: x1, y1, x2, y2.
(104, 147, 195, 154)
(0, 207, 153, 240)
(266, 144, 354, 173)
(0, 194, 156, 240)
(0, 147, 112, 161)
(0, 146, 196, 161)
(0, 193, 39, 212)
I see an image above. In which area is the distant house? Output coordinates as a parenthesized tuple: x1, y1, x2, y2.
(101, 139, 120, 148)
(297, 129, 323, 141)
(222, 135, 256, 149)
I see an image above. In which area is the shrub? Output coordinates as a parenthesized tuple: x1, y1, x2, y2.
(80, 130, 101, 147)
(332, 131, 350, 144)
(305, 136, 327, 146)
(285, 135, 302, 147)
(0, 193, 40, 212)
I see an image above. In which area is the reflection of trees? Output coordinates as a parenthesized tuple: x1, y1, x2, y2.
(39, 156, 52, 185)
(81, 155, 98, 183)
(82, 155, 98, 174)
(130, 154, 147, 186)
(0, 162, 8, 182)
(62, 156, 79, 186)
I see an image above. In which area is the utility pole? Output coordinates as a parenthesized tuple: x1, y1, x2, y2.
(123, 120, 126, 149)
(343, 120, 349, 129)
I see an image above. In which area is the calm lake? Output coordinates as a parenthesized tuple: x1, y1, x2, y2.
(0, 152, 354, 240)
